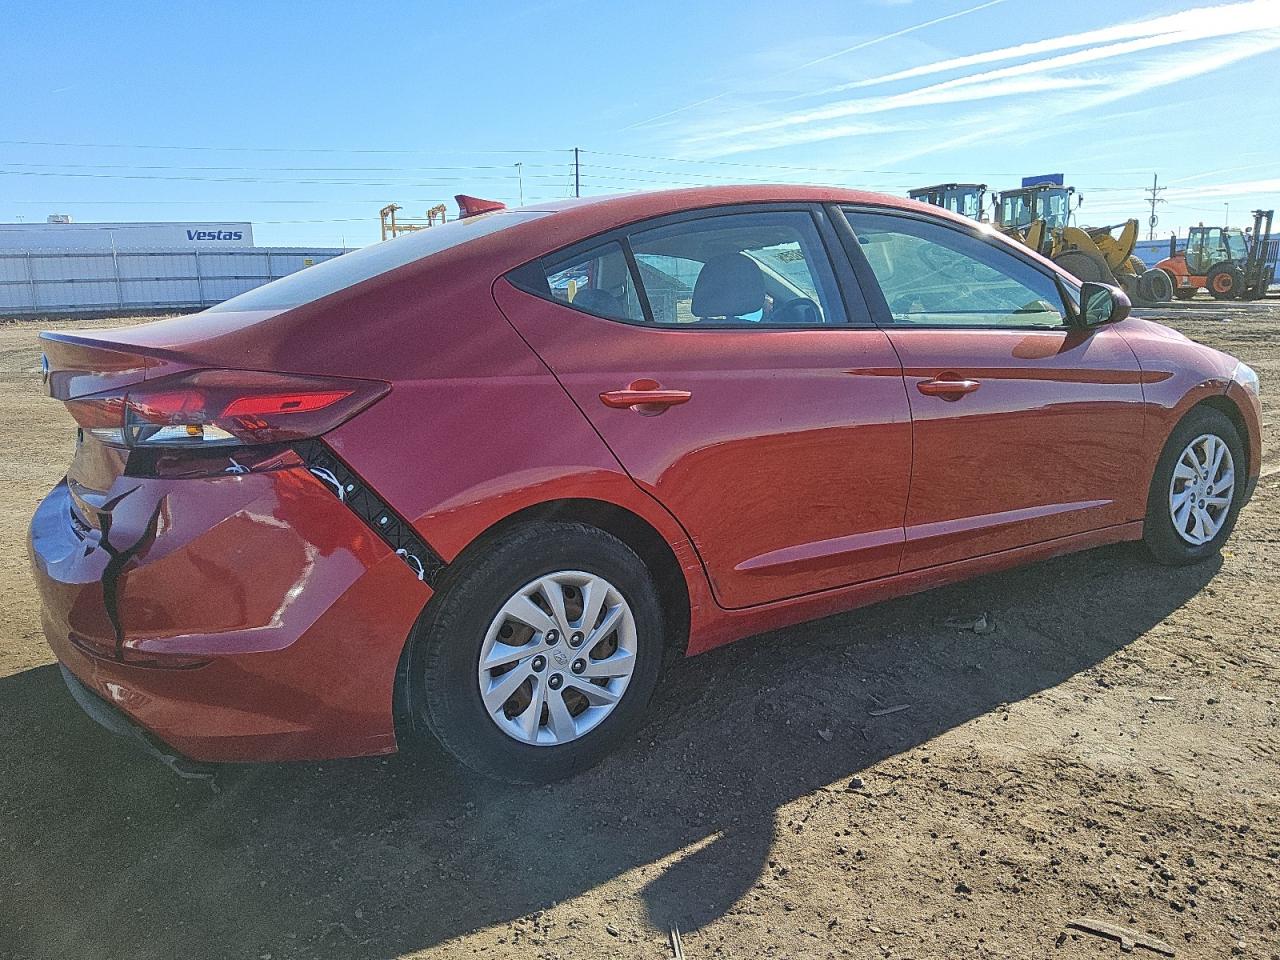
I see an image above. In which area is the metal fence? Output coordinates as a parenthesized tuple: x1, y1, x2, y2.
(0, 247, 349, 315)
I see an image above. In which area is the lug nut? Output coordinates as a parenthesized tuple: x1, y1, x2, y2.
(546, 629, 559, 644)
(571, 659, 586, 675)
(570, 631, 585, 647)
(548, 673, 563, 690)
(531, 655, 546, 672)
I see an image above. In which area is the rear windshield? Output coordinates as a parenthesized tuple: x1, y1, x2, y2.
(208, 210, 548, 312)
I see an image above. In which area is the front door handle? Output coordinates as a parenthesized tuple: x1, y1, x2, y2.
(916, 376, 981, 399)
(600, 379, 692, 413)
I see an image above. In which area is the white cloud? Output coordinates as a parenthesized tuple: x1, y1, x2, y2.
(826, 0, 1280, 92)
(875, 28, 1280, 165)
(622, 0, 1009, 130)
(676, 0, 1280, 159)
(1167, 178, 1280, 201)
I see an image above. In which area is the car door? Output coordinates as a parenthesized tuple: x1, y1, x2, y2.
(837, 206, 1147, 572)
(494, 205, 912, 609)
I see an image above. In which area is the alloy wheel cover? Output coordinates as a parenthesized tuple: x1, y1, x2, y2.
(1168, 433, 1234, 546)
(476, 571, 638, 746)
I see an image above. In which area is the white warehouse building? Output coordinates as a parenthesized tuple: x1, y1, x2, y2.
(0, 216, 351, 315)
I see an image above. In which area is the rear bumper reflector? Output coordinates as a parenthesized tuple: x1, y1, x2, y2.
(293, 438, 445, 585)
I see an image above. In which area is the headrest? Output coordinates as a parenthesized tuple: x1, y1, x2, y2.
(691, 253, 764, 319)
(571, 287, 627, 319)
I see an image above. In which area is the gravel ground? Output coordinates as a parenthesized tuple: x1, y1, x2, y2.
(0, 303, 1277, 960)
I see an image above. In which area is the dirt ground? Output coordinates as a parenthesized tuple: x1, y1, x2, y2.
(0, 303, 1277, 960)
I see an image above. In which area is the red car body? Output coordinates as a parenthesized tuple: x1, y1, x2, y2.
(28, 186, 1262, 765)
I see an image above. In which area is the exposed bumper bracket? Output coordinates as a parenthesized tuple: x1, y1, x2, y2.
(294, 438, 445, 585)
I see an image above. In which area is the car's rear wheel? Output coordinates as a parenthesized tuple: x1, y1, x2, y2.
(407, 521, 664, 782)
(1143, 407, 1245, 565)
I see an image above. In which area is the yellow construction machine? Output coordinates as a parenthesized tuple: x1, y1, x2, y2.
(379, 202, 449, 241)
(994, 177, 1172, 304)
(907, 174, 1173, 304)
(907, 183, 989, 221)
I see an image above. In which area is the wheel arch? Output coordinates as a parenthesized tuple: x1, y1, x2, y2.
(1195, 394, 1253, 472)
(393, 496, 695, 737)
(1148, 392, 1254, 497)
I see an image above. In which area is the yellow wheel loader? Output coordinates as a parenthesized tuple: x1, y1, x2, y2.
(994, 180, 1172, 305)
(907, 183, 989, 221)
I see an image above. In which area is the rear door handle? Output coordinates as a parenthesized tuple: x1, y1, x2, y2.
(916, 376, 981, 398)
(600, 379, 692, 412)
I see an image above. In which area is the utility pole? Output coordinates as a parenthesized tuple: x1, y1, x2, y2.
(1144, 173, 1166, 241)
(574, 146, 581, 198)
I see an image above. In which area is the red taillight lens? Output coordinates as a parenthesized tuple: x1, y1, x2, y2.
(65, 369, 388, 450)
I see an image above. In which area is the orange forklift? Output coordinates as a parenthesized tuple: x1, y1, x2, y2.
(1156, 209, 1276, 300)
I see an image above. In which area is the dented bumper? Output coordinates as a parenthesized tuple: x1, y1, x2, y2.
(29, 467, 431, 762)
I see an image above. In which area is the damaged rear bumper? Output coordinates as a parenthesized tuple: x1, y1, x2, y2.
(59, 663, 215, 780)
(29, 467, 431, 762)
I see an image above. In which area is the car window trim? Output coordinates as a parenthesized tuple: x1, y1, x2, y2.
(511, 238, 650, 325)
(504, 202, 877, 332)
(624, 204, 852, 330)
(619, 236, 656, 324)
(827, 202, 1084, 332)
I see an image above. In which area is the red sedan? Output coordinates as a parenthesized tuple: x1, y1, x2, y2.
(29, 186, 1261, 783)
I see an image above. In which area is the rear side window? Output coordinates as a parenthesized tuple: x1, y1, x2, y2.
(209, 210, 548, 313)
(628, 211, 846, 326)
(542, 242, 645, 322)
(846, 210, 1069, 328)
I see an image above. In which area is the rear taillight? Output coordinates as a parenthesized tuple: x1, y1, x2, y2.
(65, 369, 388, 456)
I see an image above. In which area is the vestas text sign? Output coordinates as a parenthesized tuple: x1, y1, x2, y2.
(0, 221, 254, 252)
(187, 229, 246, 242)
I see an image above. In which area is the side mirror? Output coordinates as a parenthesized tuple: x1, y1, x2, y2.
(1079, 281, 1130, 327)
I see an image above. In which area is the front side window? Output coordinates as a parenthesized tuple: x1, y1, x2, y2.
(627, 210, 847, 326)
(542, 241, 644, 322)
(845, 210, 1069, 329)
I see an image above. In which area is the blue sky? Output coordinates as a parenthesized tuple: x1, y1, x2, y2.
(3, 0, 1278, 247)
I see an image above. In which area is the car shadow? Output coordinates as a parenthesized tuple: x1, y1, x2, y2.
(0, 543, 1220, 959)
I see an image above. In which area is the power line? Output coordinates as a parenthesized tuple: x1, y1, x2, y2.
(0, 168, 573, 186)
(582, 149, 1161, 179)
(0, 138, 572, 156)
(0, 160, 571, 173)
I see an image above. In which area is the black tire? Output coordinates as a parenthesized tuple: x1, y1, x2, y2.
(1173, 286, 1198, 301)
(1143, 407, 1246, 565)
(1139, 268, 1174, 304)
(1207, 263, 1243, 300)
(406, 520, 665, 783)
(1054, 248, 1112, 284)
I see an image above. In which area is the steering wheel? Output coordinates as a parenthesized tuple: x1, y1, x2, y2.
(770, 297, 822, 325)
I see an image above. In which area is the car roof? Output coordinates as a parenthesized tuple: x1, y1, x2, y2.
(518, 184, 933, 223)
(468, 184, 969, 265)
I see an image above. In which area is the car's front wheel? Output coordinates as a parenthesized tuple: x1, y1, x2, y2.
(1143, 406, 1245, 565)
(407, 521, 664, 783)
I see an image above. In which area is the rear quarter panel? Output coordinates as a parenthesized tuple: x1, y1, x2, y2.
(314, 266, 710, 623)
